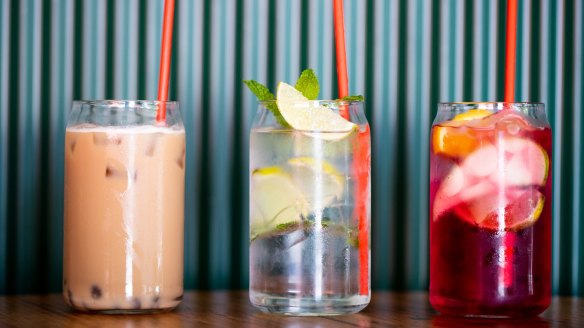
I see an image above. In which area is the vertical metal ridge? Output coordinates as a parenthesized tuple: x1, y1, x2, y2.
(47, 0, 72, 293)
(229, 0, 246, 289)
(136, 1, 147, 99)
(529, 0, 542, 101)
(15, 0, 41, 293)
(5, 0, 21, 295)
(462, 0, 474, 100)
(0, 0, 9, 294)
(168, 0, 179, 100)
(572, 1, 584, 295)
(371, 0, 388, 290)
(145, 0, 163, 100)
(177, 0, 204, 290)
(103, 0, 115, 99)
(208, 0, 235, 288)
(495, 0, 506, 100)
(299, 0, 310, 71)
(405, 0, 429, 290)
(71, 0, 83, 100)
(196, 0, 213, 289)
(37, 0, 52, 293)
(392, 0, 408, 290)
(560, 0, 575, 295)
(265, 0, 277, 91)
(545, 0, 564, 294)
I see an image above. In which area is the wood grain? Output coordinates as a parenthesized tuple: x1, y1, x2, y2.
(0, 291, 582, 327)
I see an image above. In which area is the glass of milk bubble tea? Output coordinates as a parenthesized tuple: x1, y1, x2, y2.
(63, 100, 186, 313)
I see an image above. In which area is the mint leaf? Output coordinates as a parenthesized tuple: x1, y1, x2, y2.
(340, 95, 365, 102)
(295, 69, 319, 100)
(243, 80, 291, 128)
(243, 80, 275, 101)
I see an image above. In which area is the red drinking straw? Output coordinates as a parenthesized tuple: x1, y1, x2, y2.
(333, 0, 349, 118)
(504, 0, 518, 102)
(333, 0, 369, 296)
(503, 0, 518, 289)
(156, 0, 176, 122)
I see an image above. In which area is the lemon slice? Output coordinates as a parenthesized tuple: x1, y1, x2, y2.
(250, 166, 309, 237)
(288, 157, 345, 206)
(457, 188, 545, 231)
(276, 82, 357, 140)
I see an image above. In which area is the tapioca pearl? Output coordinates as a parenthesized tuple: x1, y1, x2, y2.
(132, 298, 142, 309)
(90, 285, 102, 299)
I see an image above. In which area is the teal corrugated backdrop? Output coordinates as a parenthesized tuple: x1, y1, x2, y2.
(0, 0, 582, 295)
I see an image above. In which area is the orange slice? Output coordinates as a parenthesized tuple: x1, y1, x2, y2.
(432, 109, 492, 158)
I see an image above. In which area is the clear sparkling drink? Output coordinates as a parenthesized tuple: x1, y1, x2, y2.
(249, 99, 370, 315)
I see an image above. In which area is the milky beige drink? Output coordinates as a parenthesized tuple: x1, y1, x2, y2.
(63, 101, 185, 313)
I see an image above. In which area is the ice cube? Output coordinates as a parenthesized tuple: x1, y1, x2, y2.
(176, 148, 186, 169)
(145, 134, 160, 156)
(69, 139, 77, 153)
(464, 144, 498, 177)
(105, 159, 129, 191)
(93, 132, 122, 146)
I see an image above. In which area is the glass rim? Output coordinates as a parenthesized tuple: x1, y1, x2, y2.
(438, 102, 545, 112)
(258, 99, 364, 106)
(438, 101, 544, 106)
(72, 99, 179, 106)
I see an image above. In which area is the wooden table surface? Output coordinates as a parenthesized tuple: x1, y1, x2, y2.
(0, 291, 582, 327)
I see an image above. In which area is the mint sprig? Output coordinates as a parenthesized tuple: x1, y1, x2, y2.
(244, 69, 362, 128)
(295, 69, 319, 100)
(243, 80, 290, 128)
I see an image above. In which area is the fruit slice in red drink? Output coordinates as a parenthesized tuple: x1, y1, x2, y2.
(455, 188, 545, 231)
(433, 138, 549, 225)
(432, 109, 492, 158)
(491, 138, 549, 187)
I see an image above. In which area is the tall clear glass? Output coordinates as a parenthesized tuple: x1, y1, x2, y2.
(429, 102, 552, 317)
(63, 100, 186, 313)
(249, 100, 371, 315)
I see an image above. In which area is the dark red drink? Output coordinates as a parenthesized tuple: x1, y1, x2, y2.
(429, 103, 552, 317)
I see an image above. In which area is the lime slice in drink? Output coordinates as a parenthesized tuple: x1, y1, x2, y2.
(276, 82, 357, 140)
(250, 166, 309, 237)
(456, 188, 545, 231)
(288, 157, 345, 206)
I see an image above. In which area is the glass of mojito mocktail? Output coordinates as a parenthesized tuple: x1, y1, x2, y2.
(429, 102, 552, 317)
(248, 81, 371, 315)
